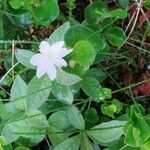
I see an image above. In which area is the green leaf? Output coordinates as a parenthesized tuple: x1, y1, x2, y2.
(10, 75, 27, 110)
(56, 69, 81, 86)
(9, 0, 22, 9)
(105, 26, 126, 47)
(135, 114, 150, 141)
(52, 81, 73, 104)
(124, 124, 140, 147)
(0, 15, 4, 39)
(108, 9, 127, 19)
(144, 0, 150, 9)
(48, 110, 71, 129)
(14, 146, 30, 150)
(33, 0, 59, 23)
(54, 135, 81, 150)
(1, 111, 46, 144)
(47, 126, 68, 146)
(48, 22, 70, 45)
(85, 108, 99, 124)
(81, 77, 100, 97)
(73, 40, 96, 66)
(67, 105, 85, 130)
(85, 1, 108, 24)
(90, 87, 112, 102)
(101, 103, 117, 118)
(27, 110, 49, 128)
(81, 133, 93, 150)
(64, 25, 107, 60)
(87, 120, 126, 144)
(118, 0, 129, 10)
(26, 75, 51, 113)
(15, 49, 35, 69)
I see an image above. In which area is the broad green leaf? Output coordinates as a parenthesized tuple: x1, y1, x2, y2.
(52, 81, 73, 104)
(144, 0, 150, 9)
(1, 111, 46, 144)
(48, 22, 70, 45)
(87, 120, 126, 144)
(48, 110, 71, 129)
(118, 0, 129, 10)
(9, 0, 22, 9)
(33, 0, 59, 23)
(26, 75, 51, 113)
(10, 75, 27, 110)
(27, 110, 49, 128)
(64, 25, 107, 60)
(73, 40, 96, 66)
(81, 133, 93, 150)
(47, 126, 68, 146)
(105, 26, 126, 47)
(81, 77, 100, 96)
(56, 69, 81, 86)
(0, 15, 4, 39)
(85, 1, 108, 24)
(54, 135, 81, 150)
(15, 49, 35, 69)
(67, 105, 85, 130)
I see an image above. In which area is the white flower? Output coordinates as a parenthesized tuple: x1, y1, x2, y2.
(30, 41, 72, 80)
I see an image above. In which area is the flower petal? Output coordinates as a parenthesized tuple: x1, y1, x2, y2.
(30, 54, 43, 66)
(47, 63, 57, 81)
(50, 41, 65, 55)
(39, 41, 51, 54)
(36, 63, 47, 78)
(53, 58, 67, 68)
(58, 48, 73, 58)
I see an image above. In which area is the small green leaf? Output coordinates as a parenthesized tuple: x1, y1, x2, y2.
(10, 75, 27, 110)
(15, 49, 35, 69)
(73, 40, 96, 66)
(144, 0, 150, 9)
(47, 126, 68, 146)
(48, 110, 71, 129)
(67, 105, 85, 130)
(105, 26, 126, 47)
(14, 146, 30, 150)
(85, 1, 108, 24)
(85, 108, 99, 124)
(118, 0, 129, 9)
(56, 69, 81, 86)
(124, 124, 140, 147)
(48, 22, 70, 45)
(26, 75, 51, 113)
(54, 135, 81, 150)
(101, 103, 117, 119)
(108, 9, 127, 19)
(9, 0, 22, 9)
(52, 81, 73, 104)
(81, 77, 100, 97)
(33, 0, 59, 23)
(87, 120, 126, 144)
(81, 133, 93, 150)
